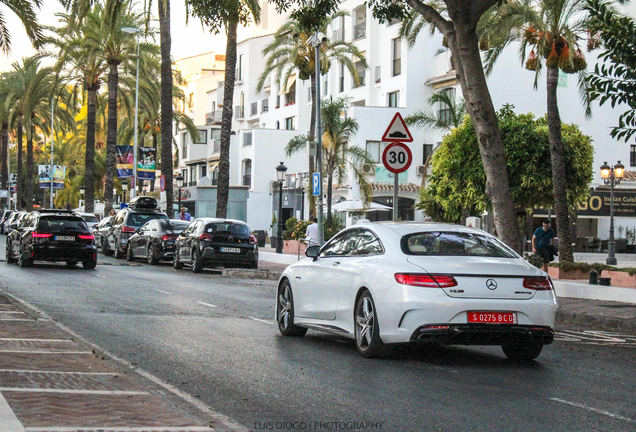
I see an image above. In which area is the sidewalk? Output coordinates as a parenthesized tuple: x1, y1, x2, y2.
(0, 292, 245, 432)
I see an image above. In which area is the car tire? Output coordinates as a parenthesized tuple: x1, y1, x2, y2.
(502, 343, 543, 361)
(147, 245, 158, 265)
(114, 241, 123, 259)
(66, 261, 78, 267)
(173, 250, 184, 270)
(126, 245, 135, 261)
(354, 291, 385, 358)
(191, 248, 204, 273)
(82, 258, 97, 270)
(276, 280, 307, 337)
(5, 242, 16, 264)
(102, 239, 113, 256)
(18, 251, 33, 268)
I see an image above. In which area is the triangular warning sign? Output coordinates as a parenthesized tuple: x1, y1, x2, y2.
(382, 112, 413, 142)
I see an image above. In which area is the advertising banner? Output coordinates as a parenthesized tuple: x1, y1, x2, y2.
(38, 165, 66, 189)
(116, 145, 133, 178)
(137, 146, 156, 180)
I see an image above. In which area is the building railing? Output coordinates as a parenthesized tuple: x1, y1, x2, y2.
(205, 110, 222, 125)
(332, 29, 344, 42)
(235, 105, 244, 119)
(354, 23, 366, 40)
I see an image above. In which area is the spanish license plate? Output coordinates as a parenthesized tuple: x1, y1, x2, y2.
(220, 247, 241, 253)
(467, 312, 516, 324)
(55, 236, 75, 241)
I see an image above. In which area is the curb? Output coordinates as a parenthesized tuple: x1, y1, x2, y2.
(556, 310, 636, 334)
(221, 268, 281, 281)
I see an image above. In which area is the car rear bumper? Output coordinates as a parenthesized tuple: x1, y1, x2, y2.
(32, 245, 97, 262)
(410, 324, 554, 345)
(200, 246, 257, 265)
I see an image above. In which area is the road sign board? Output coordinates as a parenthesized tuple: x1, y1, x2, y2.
(382, 142, 413, 174)
(312, 172, 321, 196)
(382, 112, 413, 142)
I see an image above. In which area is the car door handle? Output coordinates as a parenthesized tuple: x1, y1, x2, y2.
(332, 261, 340, 266)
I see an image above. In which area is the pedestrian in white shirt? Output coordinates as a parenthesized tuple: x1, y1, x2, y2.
(305, 217, 319, 246)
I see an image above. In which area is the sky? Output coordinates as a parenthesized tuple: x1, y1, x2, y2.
(0, 1, 227, 72)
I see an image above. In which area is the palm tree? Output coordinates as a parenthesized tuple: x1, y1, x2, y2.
(286, 96, 374, 224)
(186, 0, 261, 218)
(0, 0, 43, 53)
(479, 0, 618, 262)
(256, 11, 367, 217)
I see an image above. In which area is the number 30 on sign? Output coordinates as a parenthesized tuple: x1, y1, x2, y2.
(382, 142, 413, 174)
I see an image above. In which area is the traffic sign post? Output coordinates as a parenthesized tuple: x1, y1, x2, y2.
(382, 142, 413, 221)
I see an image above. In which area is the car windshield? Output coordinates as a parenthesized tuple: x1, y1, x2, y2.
(402, 231, 518, 258)
(37, 217, 88, 231)
(128, 213, 168, 227)
(204, 222, 250, 236)
(83, 216, 98, 223)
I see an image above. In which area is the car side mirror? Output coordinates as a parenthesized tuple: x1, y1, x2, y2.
(305, 245, 320, 261)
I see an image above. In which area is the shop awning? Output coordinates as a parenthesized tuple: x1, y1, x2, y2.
(279, 74, 297, 95)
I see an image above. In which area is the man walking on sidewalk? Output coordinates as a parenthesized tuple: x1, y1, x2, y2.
(305, 217, 319, 247)
(533, 219, 556, 272)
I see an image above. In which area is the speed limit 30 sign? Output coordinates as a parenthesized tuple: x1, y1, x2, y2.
(382, 142, 413, 174)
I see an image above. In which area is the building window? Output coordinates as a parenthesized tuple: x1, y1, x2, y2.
(243, 132, 252, 146)
(188, 93, 194, 109)
(438, 88, 456, 125)
(182, 170, 188, 185)
(285, 117, 295, 130)
(388, 91, 399, 108)
(242, 159, 252, 187)
(353, 6, 366, 40)
(193, 130, 207, 144)
(632, 145, 636, 167)
(200, 165, 207, 179)
(285, 81, 296, 105)
(375, 65, 381, 83)
(353, 59, 365, 88)
(392, 38, 401, 76)
(339, 62, 345, 92)
(276, 120, 280, 129)
(366, 141, 380, 163)
(423, 144, 434, 164)
(261, 98, 269, 113)
(190, 167, 196, 186)
(332, 15, 344, 42)
(237, 54, 243, 81)
(181, 133, 187, 159)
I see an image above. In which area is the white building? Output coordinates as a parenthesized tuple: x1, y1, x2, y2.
(174, 0, 636, 247)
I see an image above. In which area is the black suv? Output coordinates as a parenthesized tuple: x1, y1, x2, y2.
(5, 211, 97, 269)
(0, 210, 13, 234)
(174, 218, 258, 273)
(104, 201, 168, 259)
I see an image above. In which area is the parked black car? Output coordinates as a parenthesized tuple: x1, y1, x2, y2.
(104, 206, 168, 258)
(126, 219, 191, 264)
(0, 210, 13, 234)
(173, 218, 258, 273)
(5, 211, 97, 269)
(93, 215, 114, 249)
(4, 211, 27, 234)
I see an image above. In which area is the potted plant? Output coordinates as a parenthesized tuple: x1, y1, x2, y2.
(269, 214, 278, 249)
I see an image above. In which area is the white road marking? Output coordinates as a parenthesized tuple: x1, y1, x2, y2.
(0, 392, 26, 432)
(248, 317, 274, 325)
(0, 319, 34, 322)
(25, 427, 213, 432)
(0, 388, 149, 395)
(0, 311, 25, 314)
(0, 369, 118, 375)
(549, 398, 635, 423)
(0, 350, 92, 354)
(152, 289, 172, 295)
(0, 338, 72, 342)
(197, 302, 217, 308)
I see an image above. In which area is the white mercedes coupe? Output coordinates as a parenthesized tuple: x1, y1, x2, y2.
(275, 222, 558, 360)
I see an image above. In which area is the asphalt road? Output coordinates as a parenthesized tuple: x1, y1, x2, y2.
(1, 235, 635, 432)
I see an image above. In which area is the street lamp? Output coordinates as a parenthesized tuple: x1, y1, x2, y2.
(79, 186, 85, 196)
(122, 26, 141, 199)
(175, 174, 184, 218)
(601, 161, 624, 265)
(276, 162, 288, 254)
(122, 179, 128, 204)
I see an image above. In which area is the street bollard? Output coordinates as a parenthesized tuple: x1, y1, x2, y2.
(589, 269, 599, 285)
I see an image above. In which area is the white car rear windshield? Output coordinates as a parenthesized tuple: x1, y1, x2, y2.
(402, 232, 518, 258)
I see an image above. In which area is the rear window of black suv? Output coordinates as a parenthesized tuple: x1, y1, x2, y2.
(127, 213, 168, 227)
(37, 217, 88, 231)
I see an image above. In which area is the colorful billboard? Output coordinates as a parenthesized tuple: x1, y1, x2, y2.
(138, 146, 156, 180)
(116, 146, 133, 178)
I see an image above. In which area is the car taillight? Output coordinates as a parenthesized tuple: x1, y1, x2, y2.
(162, 235, 176, 241)
(394, 273, 458, 288)
(199, 233, 212, 241)
(122, 226, 136, 233)
(523, 276, 554, 290)
(78, 234, 95, 240)
(249, 235, 257, 245)
(32, 233, 52, 238)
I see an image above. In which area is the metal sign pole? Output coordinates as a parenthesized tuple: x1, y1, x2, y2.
(50, 99, 54, 209)
(393, 173, 399, 221)
(314, 33, 324, 246)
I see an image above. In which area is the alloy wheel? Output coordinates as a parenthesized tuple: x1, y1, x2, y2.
(355, 296, 375, 351)
(276, 281, 307, 337)
(278, 284, 292, 331)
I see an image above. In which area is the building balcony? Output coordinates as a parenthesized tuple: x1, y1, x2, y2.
(354, 23, 366, 40)
(206, 110, 222, 125)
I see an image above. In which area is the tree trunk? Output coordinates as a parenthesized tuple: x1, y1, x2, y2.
(16, 115, 23, 210)
(546, 67, 573, 262)
(25, 124, 34, 211)
(445, 19, 522, 253)
(1, 120, 8, 190)
(216, 21, 238, 219)
(158, 0, 174, 217)
(85, 88, 98, 214)
(104, 62, 120, 216)
(308, 73, 317, 218)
